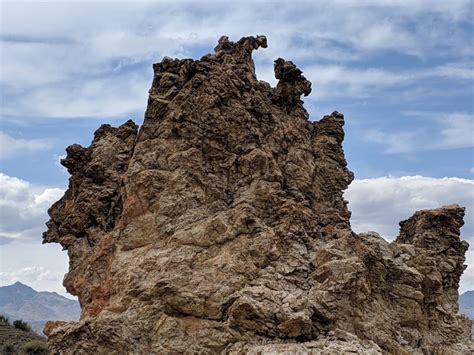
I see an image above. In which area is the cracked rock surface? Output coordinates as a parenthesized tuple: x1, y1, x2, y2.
(43, 36, 472, 354)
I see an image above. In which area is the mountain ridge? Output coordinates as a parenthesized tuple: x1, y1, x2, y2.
(460, 290, 474, 335)
(0, 281, 80, 335)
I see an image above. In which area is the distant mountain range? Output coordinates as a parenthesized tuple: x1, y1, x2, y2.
(0, 282, 80, 335)
(459, 290, 474, 335)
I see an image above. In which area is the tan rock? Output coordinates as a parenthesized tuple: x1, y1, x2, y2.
(43, 320, 66, 337)
(43, 36, 472, 354)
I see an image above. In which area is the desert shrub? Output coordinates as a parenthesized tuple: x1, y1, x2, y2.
(21, 340, 49, 355)
(2, 343, 15, 354)
(13, 319, 31, 332)
(0, 314, 9, 324)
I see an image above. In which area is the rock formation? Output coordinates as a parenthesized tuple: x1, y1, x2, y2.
(43, 36, 472, 354)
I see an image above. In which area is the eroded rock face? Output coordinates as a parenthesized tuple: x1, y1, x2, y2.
(43, 36, 472, 354)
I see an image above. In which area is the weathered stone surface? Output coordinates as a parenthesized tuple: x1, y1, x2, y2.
(43, 36, 472, 354)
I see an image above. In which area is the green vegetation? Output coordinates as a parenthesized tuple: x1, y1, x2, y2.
(0, 314, 9, 324)
(0, 320, 49, 354)
(13, 319, 32, 332)
(21, 339, 49, 354)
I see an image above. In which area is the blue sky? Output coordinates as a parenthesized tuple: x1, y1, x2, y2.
(0, 1, 473, 296)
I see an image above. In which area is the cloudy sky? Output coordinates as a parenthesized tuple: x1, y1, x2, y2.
(0, 1, 473, 297)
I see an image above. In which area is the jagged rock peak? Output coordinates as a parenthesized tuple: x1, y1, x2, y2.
(214, 35, 267, 58)
(43, 36, 471, 354)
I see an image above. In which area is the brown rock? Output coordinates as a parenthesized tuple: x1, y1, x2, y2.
(43, 320, 66, 337)
(43, 36, 472, 354)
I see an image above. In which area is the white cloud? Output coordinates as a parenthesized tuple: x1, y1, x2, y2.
(0, 41, 74, 89)
(0, 242, 72, 297)
(0, 173, 68, 296)
(346, 176, 474, 239)
(365, 112, 474, 153)
(299, 62, 473, 100)
(303, 65, 410, 99)
(365, 129, 417, 154)
(350, 22, 418, 53)
(14, 74, 151, 119)
(345, 175, 474, 291)
(0, 173, 64, 244)
(0, 132, 53, 159)
(431, 63, 474, 80)
(0, 266, 62, 284)
(439, 113, 474, 148)
(0, 2, 472, 120)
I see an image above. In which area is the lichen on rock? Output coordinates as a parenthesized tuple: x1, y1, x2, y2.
(43, 35, 472, 354)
